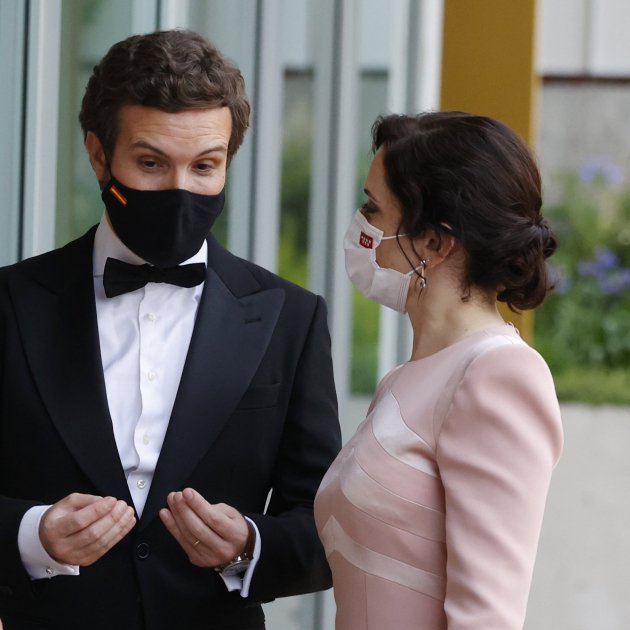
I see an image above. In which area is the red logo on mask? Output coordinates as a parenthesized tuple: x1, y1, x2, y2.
(359, 232, 374, 248)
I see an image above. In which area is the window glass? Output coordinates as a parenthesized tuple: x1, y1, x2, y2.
(0, 0, 26, 264)
(350, 0, 392, 394)
(55, 0, 141, 246)
(277, 0, 316, 288)
(184, 0, 258, 250)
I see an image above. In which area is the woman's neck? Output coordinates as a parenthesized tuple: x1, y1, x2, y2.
(406, 283, 504, 361)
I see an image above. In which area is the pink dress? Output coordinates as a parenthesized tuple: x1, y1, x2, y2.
(314, 324, 563, 629)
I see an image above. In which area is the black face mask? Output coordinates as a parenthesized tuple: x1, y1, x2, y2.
(102, 175, 225, 267)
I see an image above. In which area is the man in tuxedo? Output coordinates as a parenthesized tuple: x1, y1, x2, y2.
(0, 29, 341, 629)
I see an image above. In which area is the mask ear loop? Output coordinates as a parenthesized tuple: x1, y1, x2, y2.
(100, 155, 115, 191)
(105, 154, 115, 178)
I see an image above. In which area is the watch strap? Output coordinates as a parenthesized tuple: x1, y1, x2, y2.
(214, 515, 256, 575)
(242, 517, 256, 559)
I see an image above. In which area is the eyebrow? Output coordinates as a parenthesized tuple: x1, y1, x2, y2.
(130, 141, 227, 158)
(363, 187, 378, 201)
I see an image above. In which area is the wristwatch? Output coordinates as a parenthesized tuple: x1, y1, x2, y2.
(215, 517, 256, 577)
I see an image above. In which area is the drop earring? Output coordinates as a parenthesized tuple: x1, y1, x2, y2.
(417, 258, 429, 290)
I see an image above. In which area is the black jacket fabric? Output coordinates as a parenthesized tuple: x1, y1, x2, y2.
(0, 228, 341, 629)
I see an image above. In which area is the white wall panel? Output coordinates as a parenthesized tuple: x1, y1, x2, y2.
(537, 0, 630, 76)
(590, 0, 630, 74)
(537, 0, 589, 74)
(21, 0, 62, 259)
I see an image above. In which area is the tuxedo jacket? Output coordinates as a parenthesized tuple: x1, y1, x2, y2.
(0, 227, 341, 630)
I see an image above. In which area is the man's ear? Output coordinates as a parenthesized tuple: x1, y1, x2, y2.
(84, 131, 109, 186)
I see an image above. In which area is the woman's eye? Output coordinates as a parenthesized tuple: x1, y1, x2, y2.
(361, 202, 378, 214)
(141, 159, 158, 169)
(195, 163, 213, 172)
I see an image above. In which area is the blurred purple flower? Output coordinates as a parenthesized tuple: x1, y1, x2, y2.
(576, 247, 630, 295)
(599, 269, 630, 295)
(577, 247, 618, 277)
(579, 157, 625, 186)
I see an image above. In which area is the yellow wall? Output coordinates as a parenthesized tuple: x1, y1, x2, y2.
(440, 0, 538, 341)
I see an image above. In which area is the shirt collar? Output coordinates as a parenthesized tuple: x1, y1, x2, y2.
(92, 211, 208, 277)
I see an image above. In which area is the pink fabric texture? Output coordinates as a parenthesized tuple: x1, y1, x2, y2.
(314, 324, 563, 629)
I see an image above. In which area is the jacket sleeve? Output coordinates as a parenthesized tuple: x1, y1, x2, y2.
(0, 495, 41, 597)
(435, 344, 563, 629)
(0, 270, 41, 597)
(248, 295, 341, 601)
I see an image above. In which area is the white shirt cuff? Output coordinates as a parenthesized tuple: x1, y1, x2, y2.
(17, 505, 80, 580)
(219, 517, 261, 598)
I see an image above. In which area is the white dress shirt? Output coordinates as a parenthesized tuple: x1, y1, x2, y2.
(18, 214, 259, 595)
(93, 216, 205, 516)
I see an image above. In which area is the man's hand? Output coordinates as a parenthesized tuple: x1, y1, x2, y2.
(39, 493, 136, 566)
(159, 488, 249, 568)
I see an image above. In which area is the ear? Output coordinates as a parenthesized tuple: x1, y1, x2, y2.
(415, 228, 456, 268)
(84, 131, 109, 186)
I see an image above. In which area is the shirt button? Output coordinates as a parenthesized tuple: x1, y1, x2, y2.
(45, 567, 54, 576)
(148, 371, 156, 381)
(136, 543, 150, 560)
(142, 434, 150, 445)
(147, 312, 157, 322)
(137, 479, 146, 489)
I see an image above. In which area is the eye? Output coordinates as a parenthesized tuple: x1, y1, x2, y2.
(140, 159, 159, 169)
(194, 162, 214, 173)
(361, 202, 378, 214)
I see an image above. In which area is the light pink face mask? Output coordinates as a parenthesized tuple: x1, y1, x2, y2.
(344, 209, 424, 313)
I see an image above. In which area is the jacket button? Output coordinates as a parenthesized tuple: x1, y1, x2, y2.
(136, 543, 150, 559)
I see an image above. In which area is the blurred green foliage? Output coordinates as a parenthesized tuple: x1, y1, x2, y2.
(278, 128, 630, 404)
(350, 290, 380, 394)
(535, 162, 630, 404)
(278, 138, 311, 287)
(278, 137, 380, 394)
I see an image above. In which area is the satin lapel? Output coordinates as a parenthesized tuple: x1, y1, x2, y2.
(8, 232, 132, 504)
(140, 267, 284, 528)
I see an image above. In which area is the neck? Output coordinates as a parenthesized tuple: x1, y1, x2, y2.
(406, 279, 504, 360)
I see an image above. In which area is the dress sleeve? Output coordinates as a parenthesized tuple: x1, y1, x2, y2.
(435, 343, 563, 629)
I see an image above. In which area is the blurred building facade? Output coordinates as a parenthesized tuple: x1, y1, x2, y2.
(537, 0, 630, 203)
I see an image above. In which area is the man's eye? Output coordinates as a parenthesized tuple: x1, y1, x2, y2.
(195, 163, 213, 172)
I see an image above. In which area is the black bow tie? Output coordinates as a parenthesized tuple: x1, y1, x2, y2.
(103, 257, 206, 298)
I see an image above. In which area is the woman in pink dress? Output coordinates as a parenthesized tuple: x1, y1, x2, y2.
(314, 112, 563, 629)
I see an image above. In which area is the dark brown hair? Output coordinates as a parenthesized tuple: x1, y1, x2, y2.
(372, 111, 557, 310)
(79, 29, 250, 162)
